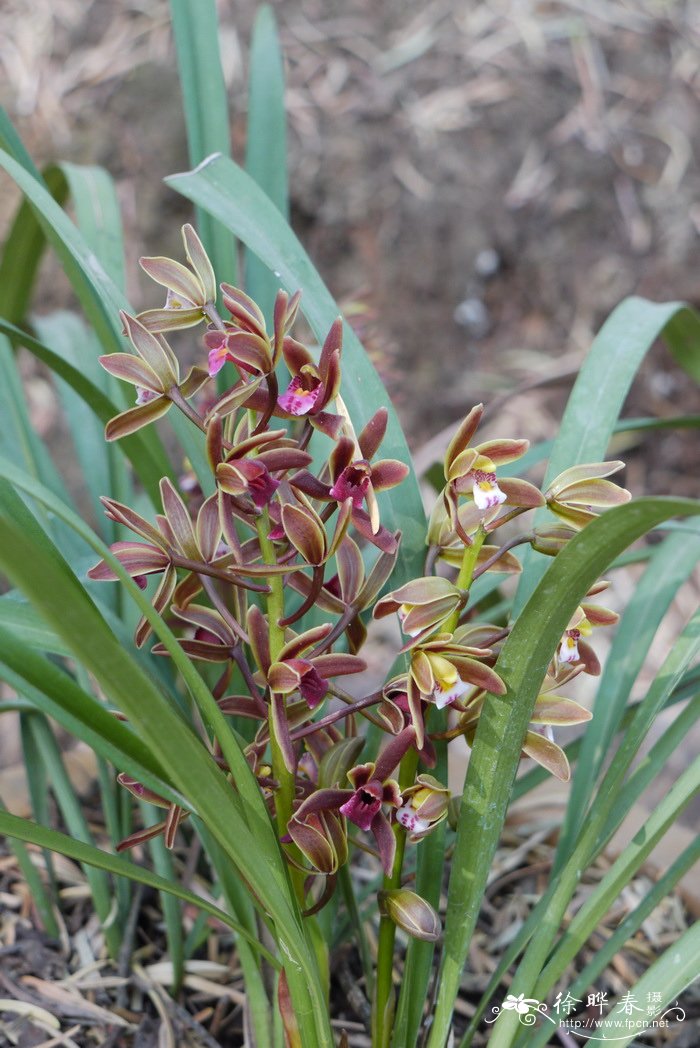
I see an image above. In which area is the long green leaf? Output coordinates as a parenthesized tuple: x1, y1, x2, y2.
(0, 316, 169, 502)
(427, 496, 700, 1048)
(27, 714, 120, 955)
(460, 651, 700, 1046)
(532, 757, 700, 1011)
(57, 161, 126, 289)
(513, 298, 700, 615)
(490, 604, 700, 1048)
(166, 154, 427, 590)
(585, 922, 700, 1045)
(0, 793, 59, 938)
(0, 464, 331, 1043)
(0, 625, 180, 805)
(0, 161, 68, 322)
(0, 811, 275, 961)
(554, 531, 700, 870)
(169, 0, 237, 288)
(0, 146, 215, 498)
(564, 836, 700, 1026)
(245, 5, 288, 320)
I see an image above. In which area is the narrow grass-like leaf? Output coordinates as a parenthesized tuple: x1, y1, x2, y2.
(0, 626, 180, 805)
(167, 154, 426, 589)
(554, 531, 700, 870)
(0, 162, 68, 322)
(0, 793, 59, 938)
(27, 714, 121, 955)
(57, 162, 126, 289)
(0, 317, 170, 502)
(513, 298, 700, 616)
(563, 836, 700, 1023)
(0, 146, 213, 496)
(245, 5, 288, 320)
(0, 464, 330, 1043)
(169, 0, 237, 288)
(427, 497, 700, 1048)
(393, 743, 448, 1046)
(523, 756, 700, 1039)
(488, 604, 700, 1048)
(460, 656, 700, 1047)
(0, 811, 275, 960)
(195, 820, 273, 1048)
(142, 804, 184, 993)
(592, 923, 700, 1045)
(0, 597, 72, 656)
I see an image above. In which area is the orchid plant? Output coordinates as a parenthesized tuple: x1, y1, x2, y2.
(72, 221, 628, 1039)
(1, 5, 700, 1048)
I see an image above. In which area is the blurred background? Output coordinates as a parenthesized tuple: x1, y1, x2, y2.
(1, 0, 699, 833)
(1, 0, 699, 493)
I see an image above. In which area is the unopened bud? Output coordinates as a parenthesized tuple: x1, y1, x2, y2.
(531, 524, 577, 557)
(378, 889, 441, 942)
(396, 774, 450, 838)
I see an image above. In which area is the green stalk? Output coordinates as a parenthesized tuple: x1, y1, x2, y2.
(374, 524, 486, 1044)
(256, 510, 294, 837)
(373, 753, 416, 1048)
(446, 524, 487, 633)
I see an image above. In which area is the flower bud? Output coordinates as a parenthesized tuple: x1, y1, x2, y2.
(396, 774, 450, 838)
(378, 889, 441, 942)
(531, 524, 577, 556)
(286, 810, 348, 874)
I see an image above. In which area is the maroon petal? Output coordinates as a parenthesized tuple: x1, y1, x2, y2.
(311, 653, 367, 678)
(99, 352, 162, 392)
(329, 437, 355, 481)
(247, 605, 271, 675)
(282, 335, 314, 374)
(358, 408, 388, 461)
(351, 508, 398, 554)
(289, 471, 332, 501)
(299, 664, 330, 708)
(88, 542, 170, 581)
(371, 810, 397, 876)
(370, 459, 410, 493)
(160, 478, 199, 558)
(339, 782, 383, 832)
(105, 397, 170, 441)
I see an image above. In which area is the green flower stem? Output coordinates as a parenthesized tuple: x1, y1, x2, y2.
(255, 510, 293, 832)
(445, 523, 487, 632)
(372, 750, 418, 1048)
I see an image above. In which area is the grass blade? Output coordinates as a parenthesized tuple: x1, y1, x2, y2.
(0, 810, 275, 959)
(489, 604, 700, 1047)
(169, 0, 237, 287)
(554, 531, 700, 870)
(513, 298, 700, 616)
(0, 465, 331, 1043)
(427, 497, 700, 1048)
(245, 5, 288, 320)
(532, 756, 700, 1009)
(593, 923, 700, 1044)
(27, 713, 121, 955)
(0, 792, 59, 938)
